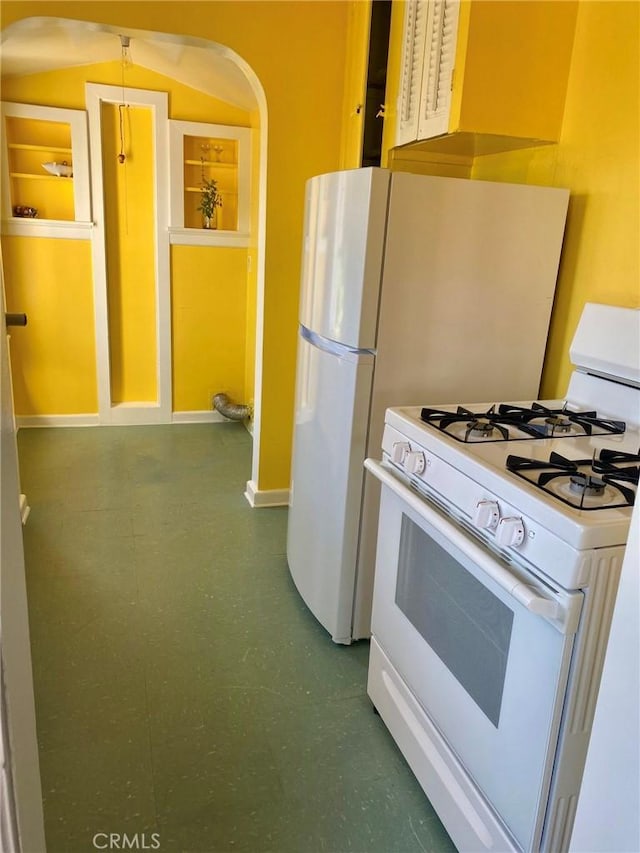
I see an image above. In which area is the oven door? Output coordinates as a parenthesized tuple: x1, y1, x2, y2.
(365, 460, 583, 852)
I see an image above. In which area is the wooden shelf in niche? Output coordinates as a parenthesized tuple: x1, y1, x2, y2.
(169, 120, 251, 243)
(1, 102, 90, 230)
(9, 173, 73, 181)
(9, 143, 73, 154)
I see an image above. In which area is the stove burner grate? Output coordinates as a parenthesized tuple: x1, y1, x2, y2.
(421, 405, 518, 442)
(506, 449, 639, 510)
(498, 402, 626, 438)
(420, 403, 626, 442)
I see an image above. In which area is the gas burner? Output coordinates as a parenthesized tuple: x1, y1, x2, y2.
(569, 473, 605, 496)
(544, 415, 573, 434)
(506, 449, 639, 511)
(467, 418, 496, 437)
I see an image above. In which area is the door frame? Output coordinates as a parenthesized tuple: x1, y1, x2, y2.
(86, 83, 171, 425)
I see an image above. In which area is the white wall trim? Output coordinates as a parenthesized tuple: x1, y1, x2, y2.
(171, 409, 229, 424)
(16, 410, 248, 428)
(249, 100, 267, 491)
(168, 120, 251, 234)
(1, 220, 93, 240)
(16, 413, 100, 428)
(244, 479, 289, 508)
(107, 403, 167, 425)
(168, 228, 250, 248)
(85, 83, 171, 427)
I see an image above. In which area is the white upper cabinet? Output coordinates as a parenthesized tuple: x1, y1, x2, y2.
(392, 0, 578, 153)
(396, 0, 460, 146)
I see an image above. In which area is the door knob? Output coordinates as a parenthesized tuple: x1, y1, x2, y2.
(5, 313, 27, 327)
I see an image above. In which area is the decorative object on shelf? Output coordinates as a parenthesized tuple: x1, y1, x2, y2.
(197, 165, 223, 229)
(42, 161, 73, 177)
(212, 145, 224, 162)
(13, 205, 38, 218)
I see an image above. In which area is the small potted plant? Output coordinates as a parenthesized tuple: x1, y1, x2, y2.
(197, 177, 223, 229)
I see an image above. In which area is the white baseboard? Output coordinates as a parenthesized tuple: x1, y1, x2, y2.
(16, 414, 100, 428)
(15, 411, 246, 428)
(172, 410, 228, 424)
(244, 479, 289, 508)
(108, 403, 168, 425)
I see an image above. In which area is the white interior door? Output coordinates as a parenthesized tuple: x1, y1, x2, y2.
(0, 260, 46, 852)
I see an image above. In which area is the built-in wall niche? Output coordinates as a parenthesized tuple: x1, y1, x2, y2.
(1, 102, 91, 238)
(169, 120, 251, 247)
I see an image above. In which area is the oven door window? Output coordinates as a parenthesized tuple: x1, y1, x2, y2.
(396, 514, 513, 727)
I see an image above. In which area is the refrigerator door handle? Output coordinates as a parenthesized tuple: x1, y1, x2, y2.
(300, 325, 376, 357)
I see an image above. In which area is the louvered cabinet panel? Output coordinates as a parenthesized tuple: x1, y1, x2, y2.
(396, 0, 429, 146)
(417, 0, 460, 139)
(395, 0, 460, 146)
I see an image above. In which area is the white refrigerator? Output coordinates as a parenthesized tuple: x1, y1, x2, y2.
(287, 167, 569, 644)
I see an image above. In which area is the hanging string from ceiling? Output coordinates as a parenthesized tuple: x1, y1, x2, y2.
(118, 35, 132, 164)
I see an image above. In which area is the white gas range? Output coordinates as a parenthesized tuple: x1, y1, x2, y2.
(364, 303, 639, 852)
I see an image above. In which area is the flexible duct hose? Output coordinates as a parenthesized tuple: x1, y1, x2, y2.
(213, 393, 252, 421)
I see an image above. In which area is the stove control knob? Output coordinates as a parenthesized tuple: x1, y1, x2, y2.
(473, 500, 499, 530)
(404, 451, 426, 475)
(391, 441, 411, 464)
(495, 516, 526, 548)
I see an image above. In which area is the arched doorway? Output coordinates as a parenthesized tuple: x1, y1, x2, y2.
(0, 17, 268, 491)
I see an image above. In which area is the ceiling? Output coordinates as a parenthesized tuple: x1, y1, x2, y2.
(0, 17, 258, 111)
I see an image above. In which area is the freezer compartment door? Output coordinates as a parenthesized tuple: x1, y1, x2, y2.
(299, 168, 390, 350)
(287, 333, 374, 643)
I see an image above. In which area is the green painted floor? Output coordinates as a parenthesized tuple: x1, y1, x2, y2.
(18, 423, 456, 853)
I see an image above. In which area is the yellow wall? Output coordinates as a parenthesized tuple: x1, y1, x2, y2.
(2, 236, 97, 414)
(102, 102, 157, 404)
(2, 61, 255, 417)
(2, 1, 349, 491)
(339, 0, 371, 170)
(0, 60, 251, 124)
(472, 0, 640, 397)
(452, 1, 577, 141)
(171, 246, 248, 411)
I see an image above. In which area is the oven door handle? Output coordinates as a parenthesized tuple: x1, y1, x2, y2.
(365, 459, 565, 626)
